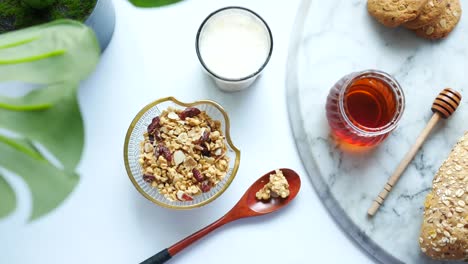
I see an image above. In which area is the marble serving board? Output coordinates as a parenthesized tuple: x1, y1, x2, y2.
(286, 0, 467, 263)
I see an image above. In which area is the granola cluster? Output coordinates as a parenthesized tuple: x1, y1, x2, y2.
(139, 107, 230, 201)
(256, 170, 290, 200)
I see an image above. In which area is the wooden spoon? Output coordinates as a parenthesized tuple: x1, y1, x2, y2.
(140, 168, 301, 264)
(368, 88, 462, 216)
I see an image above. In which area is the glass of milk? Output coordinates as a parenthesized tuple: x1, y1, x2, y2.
(196, 7, 273, 92)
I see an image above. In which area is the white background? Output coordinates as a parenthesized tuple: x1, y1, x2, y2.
(0, 0, 374, 263)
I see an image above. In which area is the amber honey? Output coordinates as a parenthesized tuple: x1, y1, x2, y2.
(326, 70, 405, 147)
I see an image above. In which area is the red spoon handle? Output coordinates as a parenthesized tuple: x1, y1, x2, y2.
(140, 213, 235, 264)
(169, 213, 234, 256)
(140, 249, 171, 264)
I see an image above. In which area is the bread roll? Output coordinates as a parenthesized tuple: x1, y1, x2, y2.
(419, 132, 468, 260)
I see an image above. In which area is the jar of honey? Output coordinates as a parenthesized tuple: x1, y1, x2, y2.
(325, 70, 405, 147)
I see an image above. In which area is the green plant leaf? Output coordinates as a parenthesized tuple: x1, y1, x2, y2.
(0, 173, 16, 218)
(0, 136, 51, 219)
(0, 135, 44, 161)
(129, 0, 183, 8)
(0, 135, 78, 220)
(0, 19, 100, 84)
(0, 19, 100, 220)
(0, 83, 70, 111)
(0, 83, 84, 171)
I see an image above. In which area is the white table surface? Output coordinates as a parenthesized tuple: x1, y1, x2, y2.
(0, 0, 373, 263)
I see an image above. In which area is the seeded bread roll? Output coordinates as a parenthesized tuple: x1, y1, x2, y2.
(419, 132, 468, 260)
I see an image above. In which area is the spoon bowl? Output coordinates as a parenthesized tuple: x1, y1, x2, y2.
(244, 168, 301, 215)
(141, 168, 301, 264)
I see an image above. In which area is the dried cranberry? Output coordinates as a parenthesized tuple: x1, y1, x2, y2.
(192, 131, 212, 157)
(147, 116, 160, 135)
(201, 131, 210, 142)
(179, 107, 201, 120)
(201, 181, 211, 193)
(154, 132, 162, 142)
(156, 144, 173, 162)
(195, 131, 210, 144)
(181, 193, 193, 201)
(143, 174, 156, 183)
(192, 168, 204, 182)
(162, 149, 173, 162)
(148, 135, 155, 143)
(201, 145, 211, 157)
(177, 191, 194, 201)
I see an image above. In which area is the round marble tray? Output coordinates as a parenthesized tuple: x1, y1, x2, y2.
(286, 1, 467, 263)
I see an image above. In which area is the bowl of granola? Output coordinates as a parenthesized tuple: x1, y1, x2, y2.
(124, 97, 240, 209)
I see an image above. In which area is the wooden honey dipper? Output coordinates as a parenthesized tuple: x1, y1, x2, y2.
(368, 88, 462, 217)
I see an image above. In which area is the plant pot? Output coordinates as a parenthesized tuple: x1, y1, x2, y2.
(0, 0, 115, 50)
(85, 0, 116, 50)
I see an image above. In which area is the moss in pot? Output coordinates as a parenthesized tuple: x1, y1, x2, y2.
(0, 0, 97, 33)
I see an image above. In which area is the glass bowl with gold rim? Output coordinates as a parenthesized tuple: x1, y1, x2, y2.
(124, 97, 241, 209)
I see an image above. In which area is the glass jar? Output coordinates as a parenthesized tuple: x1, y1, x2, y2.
(195, 6, 273, 92)
(325, 70, 405, 147)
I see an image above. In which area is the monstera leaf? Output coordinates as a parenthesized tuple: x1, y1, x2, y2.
(0, 173, 16, 218)
(0, 19, 100, 220)
(129, 0, 183, 8)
